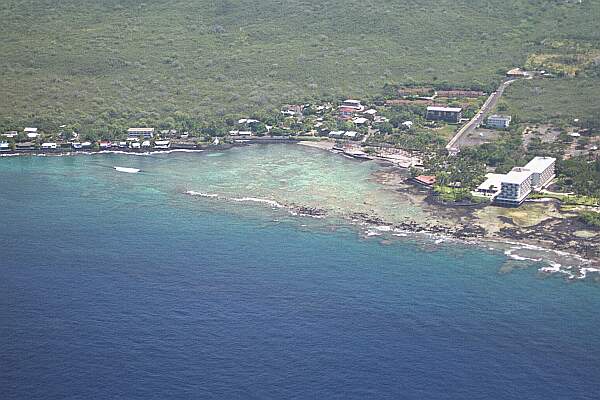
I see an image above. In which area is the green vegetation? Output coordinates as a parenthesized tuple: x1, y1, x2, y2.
(529, 192, 599, 206)
(555, 158, 600, 197)
(578, 211, 600, 228)
(504, 78, 600, 128)
(433, 185, 475, 203)
(1, 0, 599, 134)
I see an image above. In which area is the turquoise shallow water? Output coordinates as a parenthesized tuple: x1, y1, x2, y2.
(1, 147, 600, 399)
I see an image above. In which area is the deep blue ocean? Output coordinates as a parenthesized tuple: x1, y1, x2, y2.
(1, 153, 600, 399)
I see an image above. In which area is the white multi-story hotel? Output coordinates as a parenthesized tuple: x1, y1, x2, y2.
(495, 168, 534, 206)
(474, 156, 557, 206)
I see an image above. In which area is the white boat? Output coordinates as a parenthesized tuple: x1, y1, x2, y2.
(114, 166, 140, 173)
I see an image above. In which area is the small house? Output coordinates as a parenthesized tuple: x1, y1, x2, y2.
(141, 140, 151, 148)
(154, 140, 171, 149)
(344, 131, 359, 140)
(99, 141, 112, 149)
(413, 175, 437, 186)
(0, 142, 10, 151)
(339, 99, 364, 111)
(3, 131, 18, 138)
(41, 142, 57, 149)
(506, 68, 527, 78)
(363, 109, 377, 117)
(352, 117, 369, 125)
(16, 142, 35, 150)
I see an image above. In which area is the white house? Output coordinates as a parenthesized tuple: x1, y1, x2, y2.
(352, 117, 369, 125)
(344, 131, 358, 140)
(487, 115, 512, 129)
(3, 131, 18, 138)
(238, 118, 259, 125)
(41, 142, 57, 149)
(154, 140, 171, 149)
(0, 142, 10, 151)
(24, 127, 39, 139)
(363, 109, 377, 116)
(339, 99, 364, 111)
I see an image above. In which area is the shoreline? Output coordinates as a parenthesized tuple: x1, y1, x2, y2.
(3, 141, 598, 280)
(183, 186, 599, 282)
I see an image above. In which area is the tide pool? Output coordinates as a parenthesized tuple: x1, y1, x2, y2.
(1, 147, 599, 399)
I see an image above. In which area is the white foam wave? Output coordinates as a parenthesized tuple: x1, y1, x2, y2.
(229, 197, 284, 208)
(504, 249, 542, 262)
(186, 191, 218, 198)
(185, 191, 284, 208)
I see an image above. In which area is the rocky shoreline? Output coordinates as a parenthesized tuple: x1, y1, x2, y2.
(5, 141, 599, 280)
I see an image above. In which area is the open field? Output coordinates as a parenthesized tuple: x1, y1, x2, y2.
(1, 0, 599, 133)
(503, 77, 600, 125)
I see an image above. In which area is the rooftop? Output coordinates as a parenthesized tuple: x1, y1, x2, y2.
(127, 127, 154, 132)
(415, 175, 436, 185)
(502, 169, 532, 185)
(523, 156, 556, 173)
(476, 173, 505, 191)
(427, 106, 462, 113)
(488, 115, 512, 121)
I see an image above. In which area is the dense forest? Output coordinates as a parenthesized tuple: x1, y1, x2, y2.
(1, 0, 599, 132)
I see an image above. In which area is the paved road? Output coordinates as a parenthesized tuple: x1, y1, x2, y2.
(446, 78, 518, 154)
